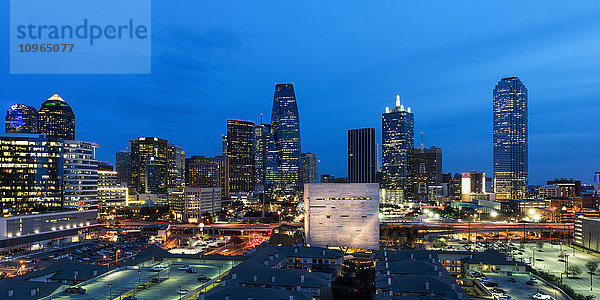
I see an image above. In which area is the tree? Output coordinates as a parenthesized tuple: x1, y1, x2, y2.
(558, 251, 566, 262)
(230, 236, 244, 247)
(536, 241, 544, 251)
(586, 261, 599, 291)
(568, 265, 583, 278)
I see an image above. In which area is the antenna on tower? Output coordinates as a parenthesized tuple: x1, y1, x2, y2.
(260, 113, 263, 125)
(420, 132, 424, 150)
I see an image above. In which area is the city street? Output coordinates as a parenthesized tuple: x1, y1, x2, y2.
(518, 243, 600, 298)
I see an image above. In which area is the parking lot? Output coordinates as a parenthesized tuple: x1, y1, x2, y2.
(482, 272, 568, 300)
(52, 258, 238, 299)
(517, 243, 600, 298)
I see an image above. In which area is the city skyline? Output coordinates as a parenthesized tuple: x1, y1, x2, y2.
(2, 2, 600, 184)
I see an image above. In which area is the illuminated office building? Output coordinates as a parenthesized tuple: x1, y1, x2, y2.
(5, 104, 38, 134)
(381, 95, 414, 205)
(186, 155, 229, 198)
(271, 83, 301, 193)
(226, 120, 254, 193)
(128, 137, 168, 194)
(97, 163, 128, 208)
(300, 152, 319, 191)
(167, 144, 185, 189)
(62, 140, 98, 210)
(595, 172, 600, 196)
(348, 128, 376, 183)
(0, 133, 63, 215)
(407, 146, 442, 201)
(38, 94, 75, 140)
(253, 122, 270, 192)
(493, 77, 528, 200)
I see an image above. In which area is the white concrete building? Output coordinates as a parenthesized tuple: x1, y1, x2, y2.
(304, 183, 379, 250)
(182, 187, 222, 223)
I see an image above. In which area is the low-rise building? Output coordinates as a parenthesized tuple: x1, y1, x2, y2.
(575, 216, 600, 252)
(0, 210, 98, 252)
(375, 249, 468, 299)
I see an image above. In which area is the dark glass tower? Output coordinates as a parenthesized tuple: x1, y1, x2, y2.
(5, 104, 39, 134)
(38, 94, 75, 140)
(271, 83, 301, 194)
(493, 77, 528, 200)
(253, 121, 270, 192)
(381, 95, 414, 204)
(129, 137, 168, 194)
(227, 119, 255, 193)
(407, 146, 442, 201)
(348, 128, 377, 183)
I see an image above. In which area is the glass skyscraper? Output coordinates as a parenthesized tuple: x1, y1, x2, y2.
(493, 76, 528, 200)
(226, 119, 255, 193)
(38, 94, 75, 140)
(5, 104, 39, 134)
(128, 137, 168, 194)
(348, 128, 377, 183)
(271, 83, 301, 194)
(381, 95, 414, 205)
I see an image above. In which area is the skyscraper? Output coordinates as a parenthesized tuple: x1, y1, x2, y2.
(381, 95, 414, 204)
(253, 121, 270, 192)
(5, 104, 38, 134)
(348, 128, 376, 183)
(226, 119, 254, 193)
(271, 83, 301, 194)
(167, 144, 185, 189)
(407, 146, 442, 201)
(493, 77, 528, 200)
(38, 94, 75, 140)
(300, 152, 319, 190)
(115, 151, 131, 186)
(186, 155, 229, 198)
(595, 172, 600, 196)
(129, 137, 168, 194)
(0, 133, 63, 214)
(62, 140, 99, 209)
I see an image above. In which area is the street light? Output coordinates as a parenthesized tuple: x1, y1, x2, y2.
(108, 283, 112, 298)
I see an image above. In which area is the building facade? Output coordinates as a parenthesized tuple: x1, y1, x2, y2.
(38, 94, 75, 140)
(0, 133, 63, 215)
(227, 120, 255, 194)
(300, 152, 319, 191)
(115, 151, 130, 186)
(304, 183, 380, 250)
(271, 83, 301, 194)
(167, 144, 185, 190)
(128, 137, 168, 194)
(185, 155, 229, 198)
(493, 77, 528, 200)
(381, 95, 414, 205)
(5, 104, 38, 134)
(180, 187, 222, 222)
(348, 128, 377, 183)
(62, 140, 98, 210)
(407, 146, 442, 201)
(97, 163, 128, 208)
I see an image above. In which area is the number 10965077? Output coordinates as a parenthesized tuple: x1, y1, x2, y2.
(19, 44, 74, 52)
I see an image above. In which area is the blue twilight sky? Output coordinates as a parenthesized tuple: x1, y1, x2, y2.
(1, 1, 600, 184)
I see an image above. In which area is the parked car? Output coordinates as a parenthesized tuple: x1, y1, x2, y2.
(531, 293, 553, 300)
(151, 266, 165, 272)
(65, 287, 86, 295)
(197, 276, 211, 282)
(178, 265, 191, 270)
(506, 271, 512, 276)
(177, 288, 190, 295)
(123, 296, 137, 300)
(186, 268, 197, 274)
(508, 277, 516, 283)
(525, 280, 535, 286)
